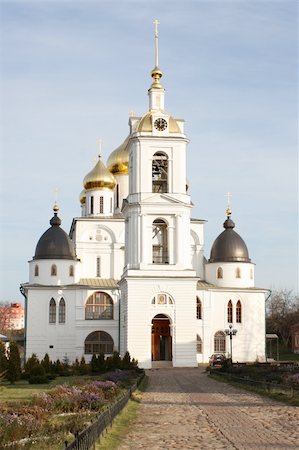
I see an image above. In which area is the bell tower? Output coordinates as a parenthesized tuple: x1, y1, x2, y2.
(122, 20, 194, 273)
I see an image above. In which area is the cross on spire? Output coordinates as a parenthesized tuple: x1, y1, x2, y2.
(225, 192, 232, 217)
(154, 19, 160, 68)
(96, 138, 102, 158)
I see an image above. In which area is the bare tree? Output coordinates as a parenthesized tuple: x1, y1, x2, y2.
(0, 302, 12, 333)
(266, 289, 299, 347)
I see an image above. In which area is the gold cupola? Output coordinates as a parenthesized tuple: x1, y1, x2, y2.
(106, 135, 130, 175)
(83, 155, 116, 191)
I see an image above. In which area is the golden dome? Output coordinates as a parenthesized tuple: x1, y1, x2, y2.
(79, 189, 86, 205)
(106, 136, 130, 175)
(136, 112, 180, 133)
(83, 156, 116, 191)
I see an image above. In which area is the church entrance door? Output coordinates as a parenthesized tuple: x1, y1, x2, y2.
(151, 314, 172, 361)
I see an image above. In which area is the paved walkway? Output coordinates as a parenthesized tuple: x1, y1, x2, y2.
(118, 368, 299, 449)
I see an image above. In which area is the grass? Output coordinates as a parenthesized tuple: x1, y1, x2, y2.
(278, 349, 299, 362)
(95, 376, 148, 450)
(0, 375, 93, 402)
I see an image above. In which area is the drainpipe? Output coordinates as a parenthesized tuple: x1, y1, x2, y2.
(19, 285, 27, 366)
(265, 289, 272, 362)
(117, 287, 121, 353)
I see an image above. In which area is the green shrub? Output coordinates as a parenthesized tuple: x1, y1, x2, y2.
(29, 374, 50, 384)
(7, 341, 21, 384)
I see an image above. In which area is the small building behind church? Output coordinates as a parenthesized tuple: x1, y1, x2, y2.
(21, 25, 268, 369)
(291, 323, 299, 354)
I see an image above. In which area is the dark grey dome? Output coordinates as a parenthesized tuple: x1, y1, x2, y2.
(209, 216, 251, 263)
(34, 207, 76, 260)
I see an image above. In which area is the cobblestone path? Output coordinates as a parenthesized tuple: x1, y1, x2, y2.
(118, 368, 299, 449)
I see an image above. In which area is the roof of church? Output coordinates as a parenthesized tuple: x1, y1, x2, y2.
(197, 280, 268, 291)
(78, 278, 119, 288)
(34, 204, 76, 261)
(209, 213, 251, 263)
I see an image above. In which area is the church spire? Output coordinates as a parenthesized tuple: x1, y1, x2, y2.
(148, 19, 165, 111)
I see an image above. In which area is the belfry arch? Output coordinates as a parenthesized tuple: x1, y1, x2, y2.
(151, 314, 172, 362)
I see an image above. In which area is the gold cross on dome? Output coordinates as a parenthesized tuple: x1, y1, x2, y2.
(154, 19, 160, 37)
(225, 192, 232, 217)
(96, 138, 102, 158)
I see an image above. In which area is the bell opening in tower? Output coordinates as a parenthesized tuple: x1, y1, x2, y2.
(152, 152, 168, 193)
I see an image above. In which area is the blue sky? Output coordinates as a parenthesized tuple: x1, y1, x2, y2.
(0, 0, 298, 300)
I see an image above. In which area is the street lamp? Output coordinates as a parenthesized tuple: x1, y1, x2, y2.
(225, 324, 237, 362)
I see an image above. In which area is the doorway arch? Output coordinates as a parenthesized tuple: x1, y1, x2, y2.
(151, 314, 172, 361)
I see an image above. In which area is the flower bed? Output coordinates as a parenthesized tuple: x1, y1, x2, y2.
(0, 371, 139, 449)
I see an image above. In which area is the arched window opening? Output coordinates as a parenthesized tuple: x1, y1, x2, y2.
(152, 219, 168, 264)
(214, 331, 226, 353)
(49, 298, 56, 323)
(250, 268, 253, 279)
(85, 292, 113, 320)
(59, 298, 66, 323)
(151, 293, 174, 306)
(236, 300, 242, 323)
(196, 297, 202, 320)
(227, 300, 233, 323)
(90, 196, 94, 214)
(196, 335, 202, 353)
(116, 184, 119, 208)
(51, 264, 57, 276)
(236, 267, 241, 278)
(84, 331, 114, 354)
(100, 196, 104, 214)
(152, 152, 168, 193)
(69, 265, 74, 277)
(217, 267, 223, 279)
(34, 265, 39, 276)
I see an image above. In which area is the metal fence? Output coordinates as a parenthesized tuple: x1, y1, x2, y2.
(64, 378, 141, 450)
(214, 371, 299, 398)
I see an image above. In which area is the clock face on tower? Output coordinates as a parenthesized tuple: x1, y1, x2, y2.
(154, 118, 168, 131)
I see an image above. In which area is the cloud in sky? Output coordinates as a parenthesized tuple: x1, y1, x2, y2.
(0, 0, 297, 299)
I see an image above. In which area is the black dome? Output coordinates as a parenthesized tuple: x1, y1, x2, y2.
(34, 209, 76, 260)
(209, 217, 251, 263)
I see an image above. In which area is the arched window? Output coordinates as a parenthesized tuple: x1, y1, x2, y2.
(85, 292, 113, 320)
(250, 268, 253, 279)
(236, 300, 242, 323)
(59, 298, 66, 323)
(152, 152, 168, 193)
(152, 219, 168, 264)
(34, 265, 39, 276)
(51, 264, 57, 276)
(227, 300, 233, 323)
(49, 298, 56, 323)
(84, 331, 114, 354)
(99, 196, 104, 214)
(236, 267, 241, 278)
(196, 297, 202, 319)
(69, 265, 74, 277)
(217, 267, 223, 279)
(196, 335, 202, 353)
(214, 331, 226, 353)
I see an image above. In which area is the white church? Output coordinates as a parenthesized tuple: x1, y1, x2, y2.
(22, 24, 267, 368)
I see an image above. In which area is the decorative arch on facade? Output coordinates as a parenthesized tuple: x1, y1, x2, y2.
(227, 300, 233, 323)
(190, 229, 201, 246)
(152, 151, 168, 193)
(196, 297, 202, 319)
(34, 264, 39, 276)
(51, 264, 57, 276)
(196, 335, 203, 353)
(236, 300, 242, 323)
(214, 331, 226, 353)
(235, 267, 241, 278)
(151, 292, 174, 306)
(84, 331, 114, 354)
(49, 298, 56, 323)
(217, 267, 223, 279)
(85, 291, 113, 320)
(152, 218, 168, 264)
(59, 298, 66, 323)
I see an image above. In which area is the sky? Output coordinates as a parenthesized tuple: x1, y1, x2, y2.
(0, 0, 298, 300)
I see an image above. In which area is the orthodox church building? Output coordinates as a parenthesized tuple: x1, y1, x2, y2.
(22, 25, 267, 368)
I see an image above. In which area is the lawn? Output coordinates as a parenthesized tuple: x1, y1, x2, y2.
(0, 375, 91, 402)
